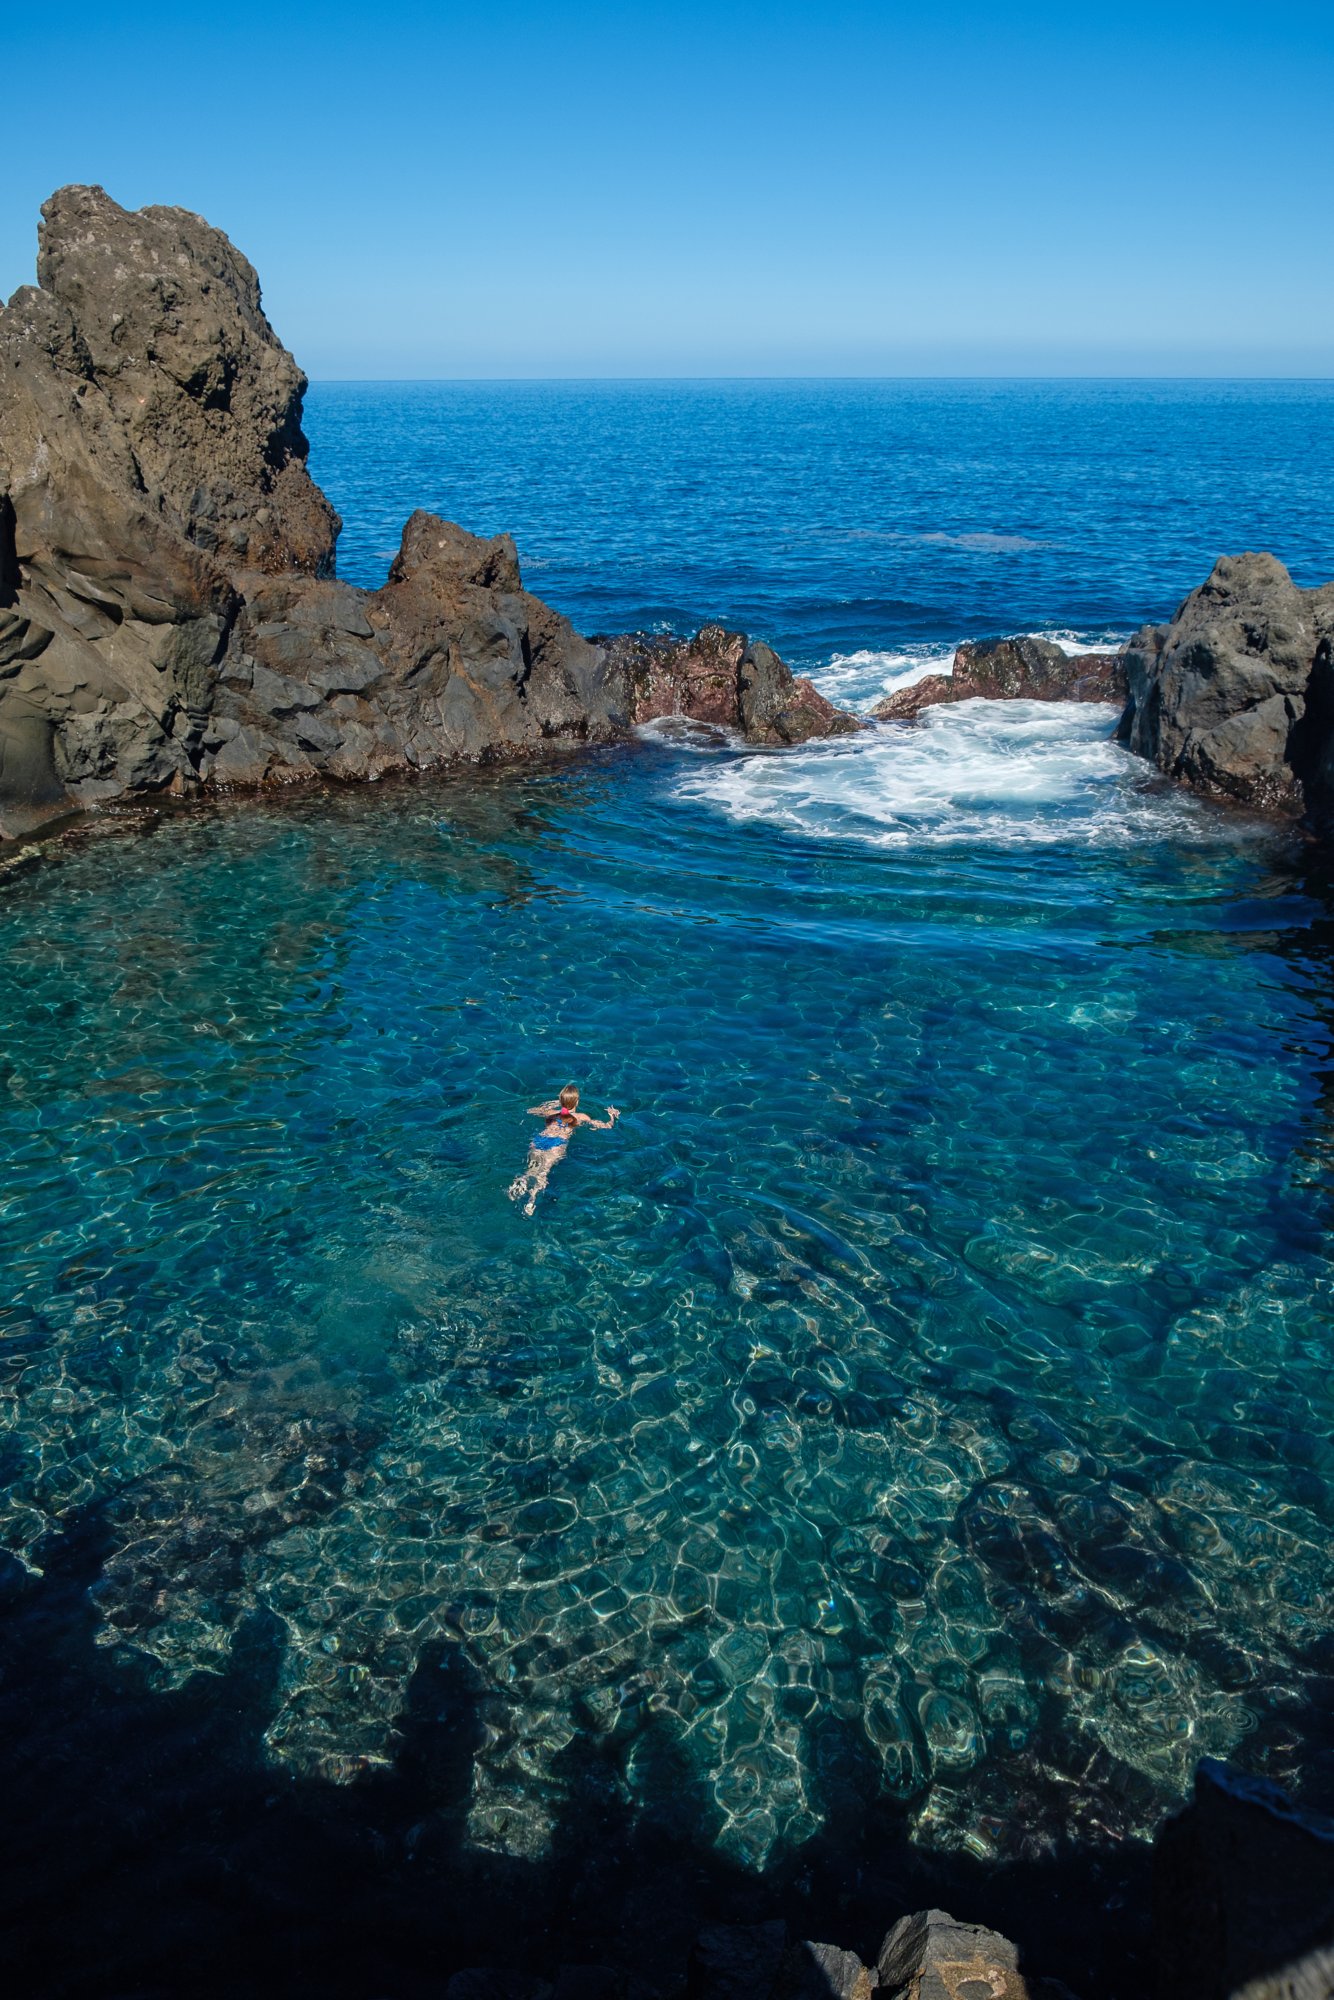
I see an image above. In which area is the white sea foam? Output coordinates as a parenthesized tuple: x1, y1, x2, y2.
(635, 714, 745, 754)
(814, 644, 957, 712)
(1045, 629, 1130, 657)
(675, 698, 1242, 850)
(809, 629, 1128, 714)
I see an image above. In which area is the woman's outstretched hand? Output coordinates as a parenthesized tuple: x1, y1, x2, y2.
(608, 1105, 620, 1122)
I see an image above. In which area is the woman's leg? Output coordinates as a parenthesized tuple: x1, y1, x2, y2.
(523, 1149, 562, 1215)
(508, 1146, 543, 1201)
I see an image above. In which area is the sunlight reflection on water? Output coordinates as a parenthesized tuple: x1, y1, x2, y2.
(1, 750, 1331, 1869)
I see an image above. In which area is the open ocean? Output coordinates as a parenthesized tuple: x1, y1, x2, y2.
(3, 380, 1334, 1997)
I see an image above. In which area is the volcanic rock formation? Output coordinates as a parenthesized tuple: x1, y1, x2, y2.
(871, 634, 1125, 721)
(0, 186, 851, 840)
(1117, 552, 1334, 821)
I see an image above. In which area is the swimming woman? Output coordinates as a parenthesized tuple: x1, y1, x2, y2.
(508, 1084, 619, 1215)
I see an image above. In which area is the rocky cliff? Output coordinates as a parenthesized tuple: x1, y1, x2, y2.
(1117, 553, 1334, 822)
(0, 186, 851, 840)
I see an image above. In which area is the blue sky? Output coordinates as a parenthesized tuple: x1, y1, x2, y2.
(4, 1, 1332, 377)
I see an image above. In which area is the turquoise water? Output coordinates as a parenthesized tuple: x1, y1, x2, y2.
(3, 736, 1333, 1870)
(3, 383, 1334, 1902)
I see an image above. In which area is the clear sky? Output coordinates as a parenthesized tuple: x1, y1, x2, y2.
(4, 1, 1332, 378)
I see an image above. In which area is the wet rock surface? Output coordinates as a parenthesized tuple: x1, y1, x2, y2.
(1117, 553, 1334, 820)
(872, 638, 1125, 722)
(0, 186, 852, 840)
(784, 1939, 875, 2000)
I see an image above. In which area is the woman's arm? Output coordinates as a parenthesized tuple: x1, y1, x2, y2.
(527, 1101, 559, 1118)
(580, 1106, 620, 1130)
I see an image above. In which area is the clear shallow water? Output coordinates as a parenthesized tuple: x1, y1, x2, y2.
(4, 383, 1334, 1889)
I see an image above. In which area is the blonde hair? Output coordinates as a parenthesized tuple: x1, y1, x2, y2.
(559, 1084, 579, 1108)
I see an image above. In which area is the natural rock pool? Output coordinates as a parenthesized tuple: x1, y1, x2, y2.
(4, 380, 1334, 1994)
(3, 712, 1332, 1873)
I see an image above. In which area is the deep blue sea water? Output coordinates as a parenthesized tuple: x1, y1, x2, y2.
(4, 385, 1334, 1950)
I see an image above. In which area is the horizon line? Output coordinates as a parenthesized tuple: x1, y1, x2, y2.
(305, 372, 1334, 387)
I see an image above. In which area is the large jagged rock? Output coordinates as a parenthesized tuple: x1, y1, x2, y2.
(203, 510, 627, 787)
(1117, 554, 1334, 818)
(1152, 1761, 1334, 2000)
(0, 184, 340, 833)
(0, 186, 852, 839)
(872, 636, 1125, 722)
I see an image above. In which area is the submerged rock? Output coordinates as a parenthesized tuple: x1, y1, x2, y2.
(872, 635, 1125, 721)
(1117, 553, 1334, 820)
(0, 186, 853, 839)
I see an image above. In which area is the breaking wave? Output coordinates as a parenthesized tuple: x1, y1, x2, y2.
(674, 698, 1248, 850)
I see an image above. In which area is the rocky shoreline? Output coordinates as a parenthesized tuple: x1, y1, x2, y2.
(873, 559, 1334, 835)
(0, 186, 853, 843)
(6, 186, 1334, 851)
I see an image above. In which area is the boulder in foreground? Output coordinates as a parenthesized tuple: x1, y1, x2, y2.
(684, 1914, 1076, 2000)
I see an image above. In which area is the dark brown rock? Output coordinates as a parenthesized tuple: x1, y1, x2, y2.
(0, 184, 327, 833)
(0, 186, 856, 840)
(739, 640, 861, 745)
(362, 510, 622, 764)
(605, 625, 859, 746)
(1151, 1760, 1334, 2000)
(872, 635, 1125, 721)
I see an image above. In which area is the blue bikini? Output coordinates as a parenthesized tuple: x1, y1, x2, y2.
(533, 1110, 575, 1150)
